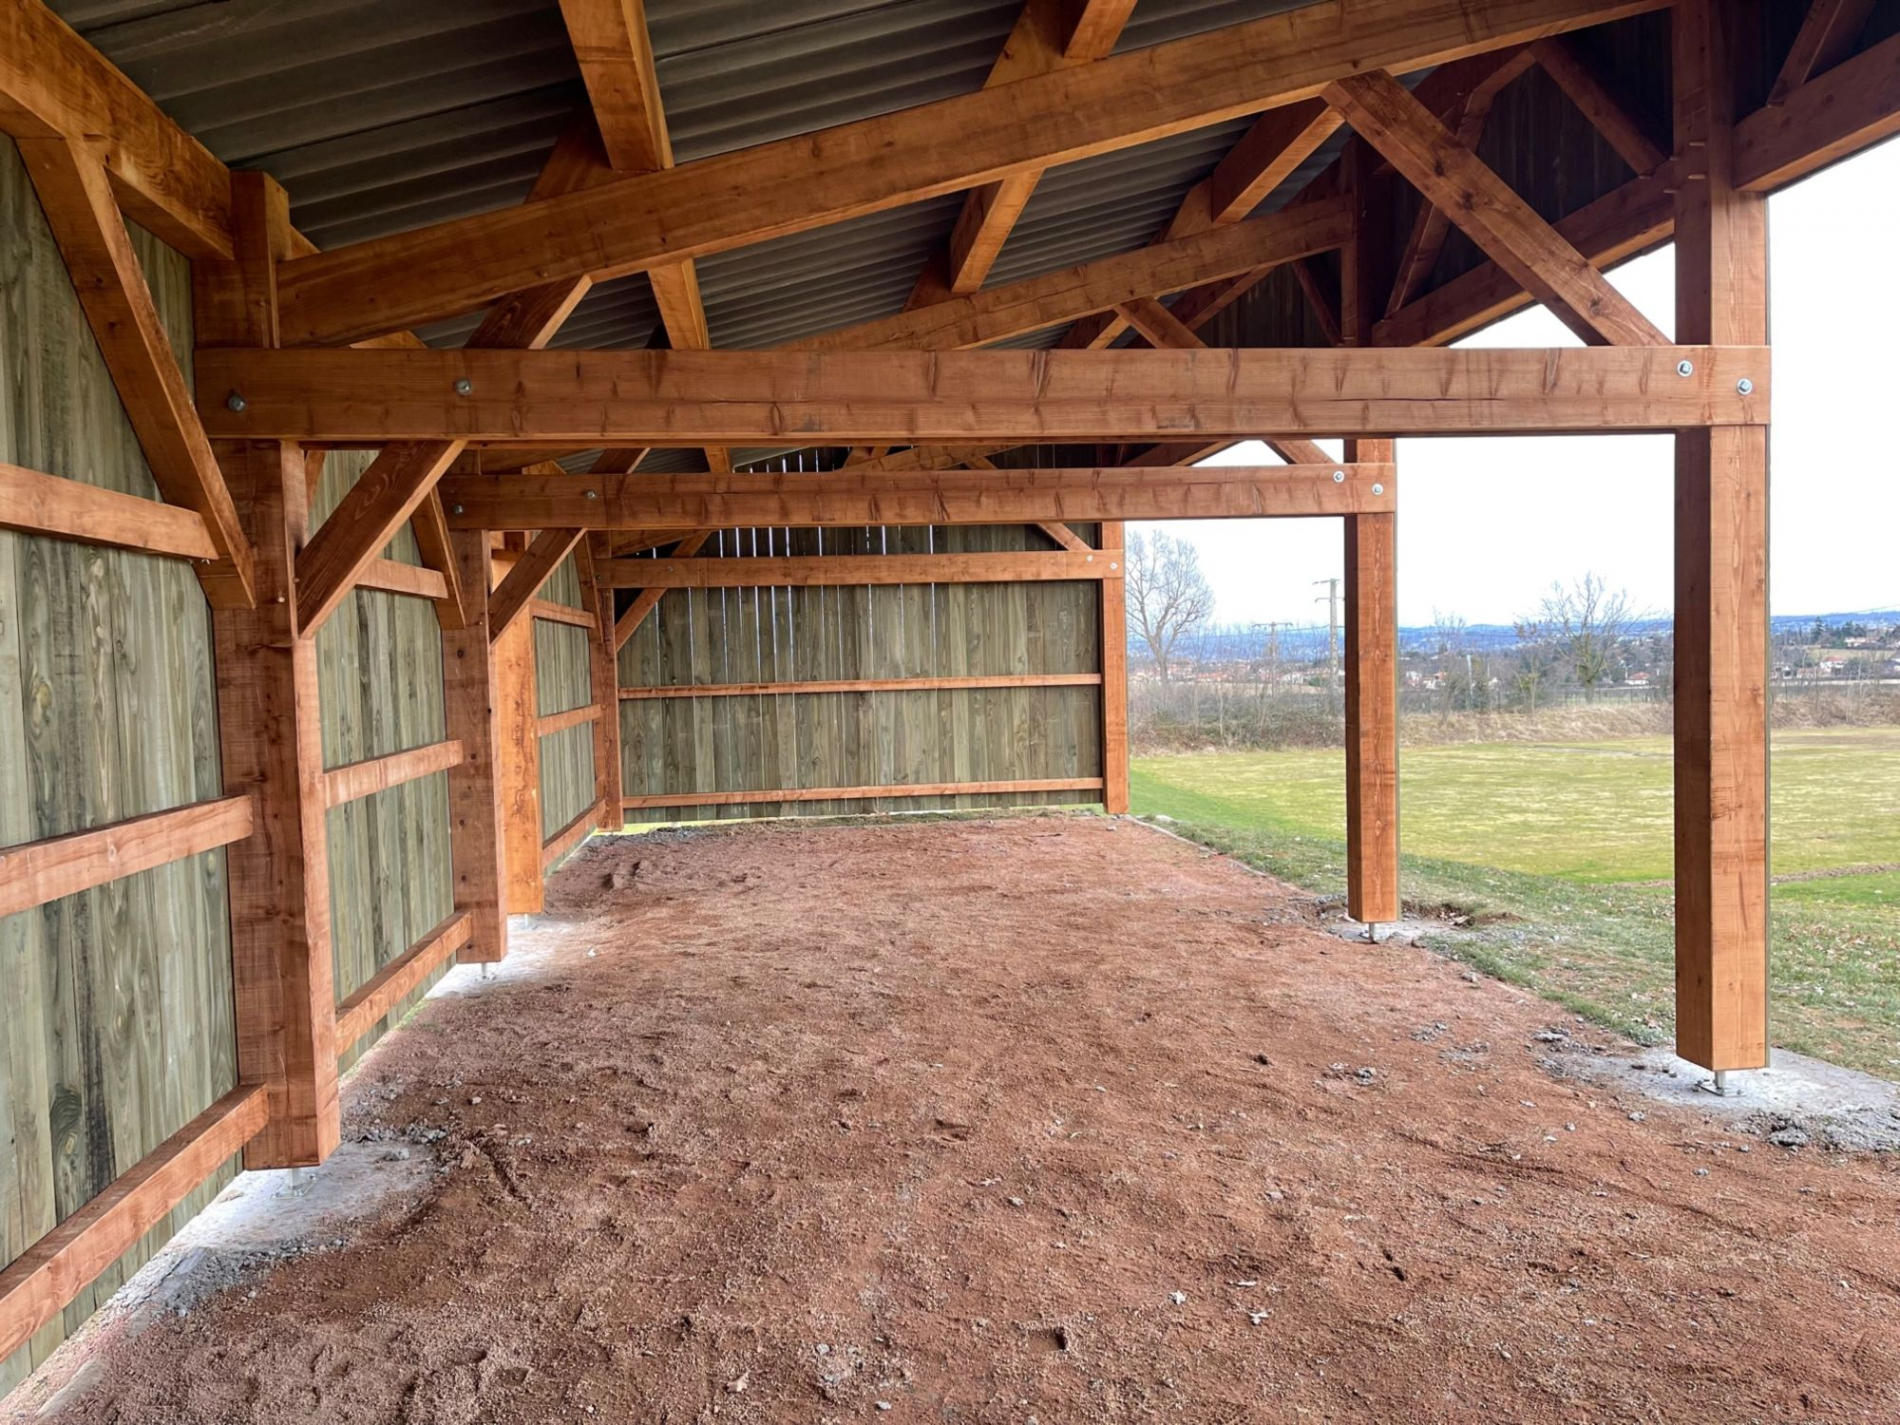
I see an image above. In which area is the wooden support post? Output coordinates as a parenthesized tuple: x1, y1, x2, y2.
(1673, 0, 1770, 1072)
(582, 536, 624, 831)
(1343, 442, 1400, 926)
(443, 529, 511, 963)
(496, 608, 545, 916)
(1100, 521, 1130, 814)
(198, 172, 337, 1167)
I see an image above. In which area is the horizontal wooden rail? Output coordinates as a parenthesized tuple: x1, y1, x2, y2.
(0, 461, 220, 561)
(321, 740, 464, 809)
(355, 557, 449, 602)
(334, 911, 473, 1050)
(0, 796, 254, 920)
(603, 552, 1110, 589)
(0, 1083, 269, 1361)
(529, 599, 597, 629)
(536, 704, 603, 736)
(623, 777, 1105, 811)
(619, 674, 1103, 700)
(541, 801, 600, 868)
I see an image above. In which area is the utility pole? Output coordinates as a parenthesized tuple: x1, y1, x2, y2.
(1314, 577, 1340, 716)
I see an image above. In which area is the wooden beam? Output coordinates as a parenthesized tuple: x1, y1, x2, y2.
(271, 0, 1670, 345)
(579, 535, 624, 831)
(1531, 37, 1667, 174)
(0, 796, 253, 920)
(1735, 26, 1900, 191)
(405, 491, 469, 628)
(1673, 0, 1769, 1074)
(602, 551, 1113, 588)
(529, 597, 599, 629)
(1343, 439, 1399, 925)
(797, 197, 1351, 352)
(448, 464, 1388, 531)
(1207, 101, 1345, 222)
(1100, 520, 1130, 814)
(1113, 296, 1204, 350)
(1767, 0, 1877, 105)
(200, 174, 337, 1169)
(932, 0, 1140, 295)
(0, 0, 236, 258)
(1036, 521, 1093, 554)
(0, 460, 218, 561)
(619, 673, 1103, 700)
(540, 802, 598, 869)
(1324, 71, 1668, 347)
(489, 527, 587, 642)
(495, 607, 544, 916)
(321, 740, 465, 810)
(557, 0, 670, 172)
(1375, 164, 1675, 347)
(203, 346, 1768, 443)
(212, 442, 337, 1167)
(355, 557, 450, 602)
(333, 912, 473, 1050)
(295, 441, 467, 637)
(536, 704, 603, 736)
(20, 137, 255, 606)
(611, 531, 711, 649)
(443, 527, 512, 964)
(623, 778, 1105, 811)
(0, 1085, 269, 1363)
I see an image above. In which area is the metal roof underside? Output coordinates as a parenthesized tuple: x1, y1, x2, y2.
(50, 0, 1330, 370)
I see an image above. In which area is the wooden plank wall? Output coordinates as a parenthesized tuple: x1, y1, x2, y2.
(616, 519, 1104, 821)
(0, 137, 237, 1392)
(533, 554, 597, 845)
(310, 452, 454, 1072)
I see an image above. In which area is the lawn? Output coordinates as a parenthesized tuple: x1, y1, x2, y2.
(1131, 728, 1900, 1078)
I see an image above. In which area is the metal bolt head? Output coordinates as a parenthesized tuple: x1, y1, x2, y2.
(1676, 359, 1695, 377)
(225, 392, 247, 413)
(584, 488, 600, 500)
(452, 503, 465, 515)
(1736, 377, 1754, 396)
(1110, 562, 1120, 572)
(453, 378, 474, 396)
(1332, 470, 1345, 483)
(1372, 483, 1385, 496)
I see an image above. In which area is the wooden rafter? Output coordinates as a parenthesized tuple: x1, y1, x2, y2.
(1531, 37, 1667, 175)
(915, 0, 1139, 299)
(443, 464, 1391, 531)
(201, 345, 1767, 444)
(1325, 70, 1668, 347)
(1768, 0, 1877, 105)
(271, 0, 1670, 346)
(20, 136, 256, 606)
(1736, 25, 1900, 191)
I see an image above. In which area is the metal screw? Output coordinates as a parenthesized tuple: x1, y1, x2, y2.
(454, 378, 474, 396)
(225, 392, 247, 413)
(1736, 377, 1754, 395)
(1676, 359, 1695, 377)
(452, 503, 465, 515)
(584, 488, 600, 500)
(1332, 470, 1345, 483)
(1372, 483, 1385, 496)
(1110, 562, 1120, 572)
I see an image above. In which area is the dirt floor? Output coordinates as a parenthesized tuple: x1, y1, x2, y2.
(11, 814, 1900, 1423)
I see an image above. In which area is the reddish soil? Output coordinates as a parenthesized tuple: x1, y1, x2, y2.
(18, 815, 1900, 1423)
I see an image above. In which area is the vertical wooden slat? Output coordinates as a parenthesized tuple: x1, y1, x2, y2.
(443, 528, 510, 964)
(198, 172, 336, 1167)
(1673, 0, 1770, 1072)
(1099, 521, 1129, 813)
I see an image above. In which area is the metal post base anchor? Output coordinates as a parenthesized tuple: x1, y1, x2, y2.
(1365, 922, 1382, 944)
(1697, 1069, 1732, 1097)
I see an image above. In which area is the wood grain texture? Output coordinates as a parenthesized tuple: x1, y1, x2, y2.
(0, 796, 252, 919)
(1, 136, 238, 1391)
(1736, 26, 1900, 191)
(321, 740, 464, 810)
(603, 551, 1112, 588)
(623, 778, 1104, 810)
(442, 527, 510, 965)
(333, 912, 471, 1050)
(272, 0, 1669, 344)
(619, 673, 1102, 700)
(0, 460, 216, 560)
(1343, 447, 1400, 924)
(1100, 521, 1130, 815)
(0, 1085, 267, 1363)
(1672, 0, 1769, 1073)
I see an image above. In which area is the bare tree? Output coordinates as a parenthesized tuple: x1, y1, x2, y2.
(1125, 531, 1214, 685)
(1519, 573, 1635, 702)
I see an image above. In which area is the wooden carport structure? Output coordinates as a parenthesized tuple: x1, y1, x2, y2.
(0, 0, 1892, 1380)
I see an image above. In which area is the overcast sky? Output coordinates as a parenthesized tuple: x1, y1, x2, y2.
(1134, 139, 1900, 630)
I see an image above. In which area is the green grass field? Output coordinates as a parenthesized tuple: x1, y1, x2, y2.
(1132, 728, 1900, 1078)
